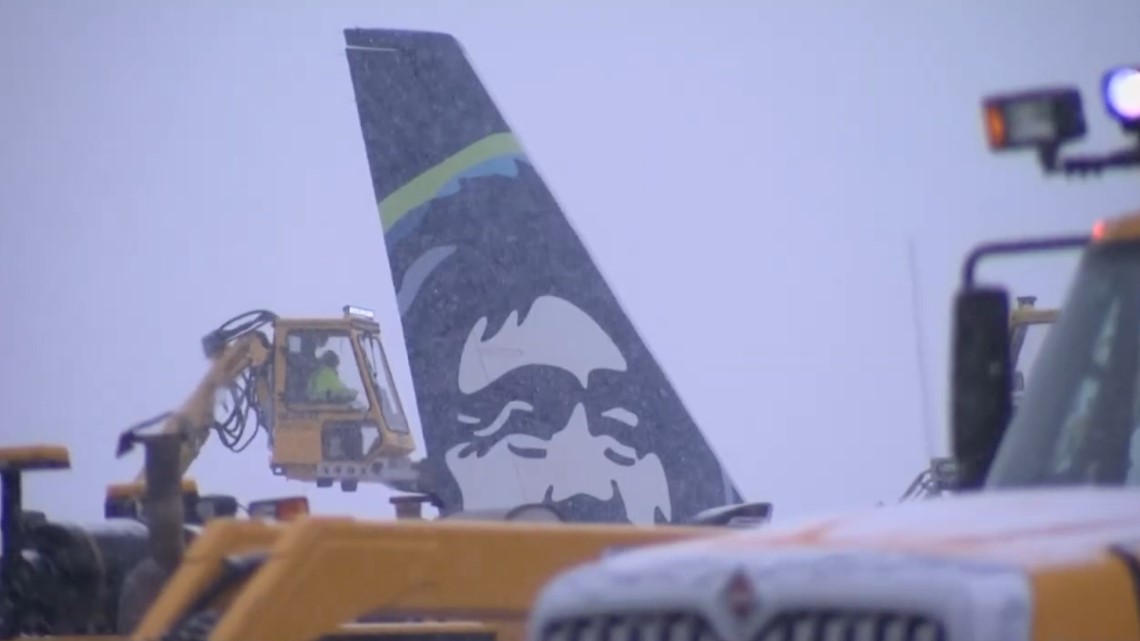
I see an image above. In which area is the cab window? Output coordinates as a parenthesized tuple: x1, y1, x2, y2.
(283, 330, 368, 407)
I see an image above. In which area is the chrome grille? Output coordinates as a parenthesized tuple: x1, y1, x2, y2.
(754, 610, 946, 641)
(541, 610, 946, 641)
(542, 612, 718, 641)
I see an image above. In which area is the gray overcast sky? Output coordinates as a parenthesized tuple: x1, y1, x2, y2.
(1, 1, 1137, 523)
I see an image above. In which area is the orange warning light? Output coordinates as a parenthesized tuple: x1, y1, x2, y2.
(248, 496, 310, 522)
(1091, 219, 1107, 241)
(984, 104, 1007, 149)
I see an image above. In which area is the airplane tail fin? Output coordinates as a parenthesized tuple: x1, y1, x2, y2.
(344, 29, 742, 524)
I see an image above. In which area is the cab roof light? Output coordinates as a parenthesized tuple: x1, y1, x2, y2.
(248, 496, 310, 522)
(343, 305, 375, 320)
(1103, 65, 1140, 131)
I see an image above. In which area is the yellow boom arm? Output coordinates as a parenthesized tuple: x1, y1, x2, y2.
(133, 332, 272, 482)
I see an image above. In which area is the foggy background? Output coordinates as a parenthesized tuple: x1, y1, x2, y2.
(1, 1, 1137, 523)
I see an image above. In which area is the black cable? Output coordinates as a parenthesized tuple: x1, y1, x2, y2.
(201, 310, 277, 454)
(212, 369, 267, 454)
(215, 310, 276, 341)
(201, 310, 276, 359)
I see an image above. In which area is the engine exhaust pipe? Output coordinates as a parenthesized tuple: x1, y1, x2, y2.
(113, 414, 188, 633)
(142, 432, 185, 571)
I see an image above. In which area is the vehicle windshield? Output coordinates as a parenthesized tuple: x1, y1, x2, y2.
(360, 332, 411, 434)
(988, 240, 1140, 488)
(282, 330, 368, 408)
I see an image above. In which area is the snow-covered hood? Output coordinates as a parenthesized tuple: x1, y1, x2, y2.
(531, 487, 1140, 641)
(706, 485, 1140, 568)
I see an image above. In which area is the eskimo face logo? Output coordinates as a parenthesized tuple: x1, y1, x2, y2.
(378, 152, 733, 524)
(445, 295, 672, 524)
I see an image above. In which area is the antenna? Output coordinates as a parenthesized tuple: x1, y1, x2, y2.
(906, 238, 936, 459)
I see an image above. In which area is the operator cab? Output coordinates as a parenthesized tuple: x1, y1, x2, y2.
(989, 212, 1140, 488)
(270, 305, 416, 492)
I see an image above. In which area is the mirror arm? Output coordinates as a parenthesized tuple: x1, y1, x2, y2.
(961, 235, 1089, 289)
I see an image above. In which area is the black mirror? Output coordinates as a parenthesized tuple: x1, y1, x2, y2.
(951, 286, 1013, 490)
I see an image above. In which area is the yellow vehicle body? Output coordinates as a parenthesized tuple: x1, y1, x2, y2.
(329, 621, 502, 641)
(131, 519, 286, 638)
(528, 487, 1140, 641)
(0, 445, 71, 472)
(54, 621, 502, 641)
(130, 517, 724, 641)
(107, 478, 200, 500)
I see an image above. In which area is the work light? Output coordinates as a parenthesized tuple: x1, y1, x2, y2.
(1103, 65, 1140, 130)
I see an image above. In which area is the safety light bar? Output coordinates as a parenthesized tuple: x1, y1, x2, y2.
(343, 305, 375, 320)
(248, 495, 310, 521)
(982, 87, 1086, 151)
(1103, 65, 1140, 130)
